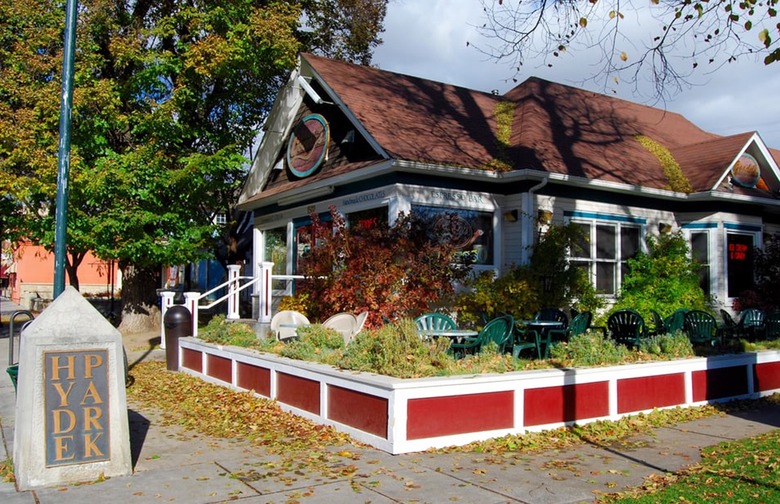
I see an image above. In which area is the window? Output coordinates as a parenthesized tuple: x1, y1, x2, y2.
(726, 233, 755, 298)
(263, 227, 288, 289)
(347, 206, 388, 231)
(411, 205, 494, 265)
(690, 232, 710, 297)
(569, 218, 641, 296)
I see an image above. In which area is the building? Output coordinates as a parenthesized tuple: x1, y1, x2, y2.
(2, 240, 121, 310)
(237, 53, 780, 313)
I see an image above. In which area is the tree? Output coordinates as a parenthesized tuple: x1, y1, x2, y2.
(0, 0, 387, 330)
(476, 0, 779, 97)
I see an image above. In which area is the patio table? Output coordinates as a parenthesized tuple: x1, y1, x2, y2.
(418, 329, 478, 344)
(519, 320, 564, 358)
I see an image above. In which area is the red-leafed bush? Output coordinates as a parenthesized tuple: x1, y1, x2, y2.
(296, 207, 471, 327)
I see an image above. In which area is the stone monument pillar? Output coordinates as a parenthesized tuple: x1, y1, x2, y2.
(13, 286, 132, 489)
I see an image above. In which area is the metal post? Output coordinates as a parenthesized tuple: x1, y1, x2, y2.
(52, 0, 79, 298)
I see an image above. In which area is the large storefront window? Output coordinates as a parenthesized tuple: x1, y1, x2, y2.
(411, 205, 494, 265)
(727, 233, 755, 298)
(570, 218, 641, 296)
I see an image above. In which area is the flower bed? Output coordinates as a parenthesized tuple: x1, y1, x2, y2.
(177, 337, 780, 454)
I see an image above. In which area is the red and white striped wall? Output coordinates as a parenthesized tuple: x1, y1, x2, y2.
(177, 338, 780, 454)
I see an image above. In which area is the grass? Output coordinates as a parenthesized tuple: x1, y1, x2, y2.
(600, 427, 780, 502)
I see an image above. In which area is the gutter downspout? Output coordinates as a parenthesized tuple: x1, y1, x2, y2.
(520, 177, 549, 264)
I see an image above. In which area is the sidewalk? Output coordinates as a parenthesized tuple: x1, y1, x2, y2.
(1, 303, 778, 503)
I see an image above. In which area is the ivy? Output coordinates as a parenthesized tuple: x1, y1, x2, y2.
(480, 100, 515, 172)
(635, 135, 694, 194)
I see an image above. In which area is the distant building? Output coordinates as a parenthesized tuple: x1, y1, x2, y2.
(3, 240, 121, 310)
(237, 53, 780, 312)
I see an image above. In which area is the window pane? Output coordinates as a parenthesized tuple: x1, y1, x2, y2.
(596, 261, 615, 294)
(727, 233, 754, 297)
(596, 224, 616, 260)
(411, 205, 494, 265)
(264, 228, 287, 276)
(621, 226, 640, 260)
(573, 223, 591, 259)
(690, 232, 708, 263)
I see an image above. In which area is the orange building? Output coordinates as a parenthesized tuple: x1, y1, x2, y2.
(4, 241, 121, 310)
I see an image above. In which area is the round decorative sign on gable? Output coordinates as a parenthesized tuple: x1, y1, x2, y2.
(731, 153, 760, 188)
(286, 114, 330, 178)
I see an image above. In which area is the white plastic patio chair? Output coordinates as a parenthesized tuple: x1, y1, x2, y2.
(322, 312, 358, 345)
(270, 310, 310, 341)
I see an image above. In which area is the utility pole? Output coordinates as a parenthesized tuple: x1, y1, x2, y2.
(53, 0, 79, 298)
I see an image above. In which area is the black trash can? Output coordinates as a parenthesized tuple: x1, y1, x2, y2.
(164, 305, 192, 371)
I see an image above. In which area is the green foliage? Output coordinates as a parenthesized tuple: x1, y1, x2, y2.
(0, 0, 387, 309)
(297, 207, 470, 326)
(197, 315, 260, 348)
(550, 332, 630, 367)
(455, 222, 602, 326)
(277, 294, 311, 314)
(338, 319, 452, 378)
(279, 324, 345, 364)
(612, 232, 709, 322)
(637, 333, 695, 359)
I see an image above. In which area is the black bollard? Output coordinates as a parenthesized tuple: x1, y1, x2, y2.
(163, 305, 192, 371)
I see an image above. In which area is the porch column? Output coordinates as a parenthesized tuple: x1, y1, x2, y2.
(226, 264, 241, 320)
(258, 261, 273, 325)
(184, 291, 200, 337)
(159, 291, 175, 350)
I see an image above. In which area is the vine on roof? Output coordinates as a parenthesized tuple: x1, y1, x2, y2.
(480, 101, 515, 172)
(635, 135, 694, 194)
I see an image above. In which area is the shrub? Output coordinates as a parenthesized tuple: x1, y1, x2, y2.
(297, 207, 470, 326)
(638, 332, 695, 359)
(198, 315, 260, 348)
(338, 319, 452, 378)
(279, 324, 344, 365)
(610, 232, 710, 322)
(549, 332, 629, 367)
(455, 222, 602, 326)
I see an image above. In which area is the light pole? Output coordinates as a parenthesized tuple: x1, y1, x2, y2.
(53, 0, 79, 298)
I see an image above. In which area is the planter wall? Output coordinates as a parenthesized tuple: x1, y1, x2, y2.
(177, 338, 780, 454)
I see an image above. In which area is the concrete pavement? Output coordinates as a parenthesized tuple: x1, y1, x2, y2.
(1, 296, 779, 503)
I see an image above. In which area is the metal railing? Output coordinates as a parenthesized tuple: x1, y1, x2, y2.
(159, 262, 306, 340)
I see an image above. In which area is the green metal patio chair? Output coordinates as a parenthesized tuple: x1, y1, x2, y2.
(664, 308, 689, 335)
(547, 311, 592, 344)
(415, 313, 457, 338)
(683, 310, 721, 347)
(738, 308, 766, 341)
(451, 315, 514, 358)
(765, 311, 780, 340)
(650, 310, 667, 336)
(607, 309, 647, 348)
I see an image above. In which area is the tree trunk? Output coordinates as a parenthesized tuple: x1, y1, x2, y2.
(65, 251, 85, 291)
(118, 262, 161, 334)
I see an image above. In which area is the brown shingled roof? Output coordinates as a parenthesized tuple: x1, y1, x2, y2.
(301, 53, 770, 193)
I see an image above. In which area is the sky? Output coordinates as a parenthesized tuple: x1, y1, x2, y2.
(372, 0, 780, 148)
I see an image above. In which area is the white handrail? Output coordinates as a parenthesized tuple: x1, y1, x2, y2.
(160, 262, 315, 337)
